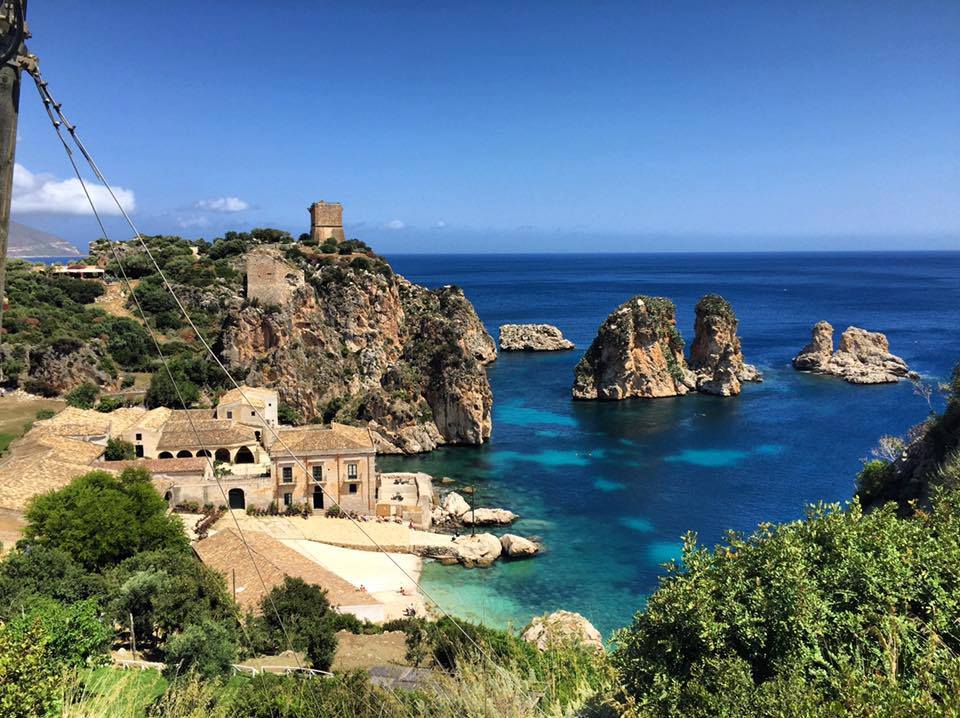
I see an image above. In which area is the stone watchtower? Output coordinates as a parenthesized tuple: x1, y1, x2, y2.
(308, 201, 346, 243)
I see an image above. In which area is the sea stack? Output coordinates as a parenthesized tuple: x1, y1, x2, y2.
(793, 322, 916, 384)
(688, 295, 762, 396)
(499, 324, 574, 351)
(572, 296, 694, 400)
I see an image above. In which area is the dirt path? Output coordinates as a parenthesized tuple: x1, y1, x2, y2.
(94, 280, 139, 320)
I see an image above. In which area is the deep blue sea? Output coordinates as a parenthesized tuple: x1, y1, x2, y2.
(380, 252, 960, 639)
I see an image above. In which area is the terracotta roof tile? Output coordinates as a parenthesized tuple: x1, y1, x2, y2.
(270, 423, 374, 456)
(194, 528, 378, 611)
(218, 386, 275, 409)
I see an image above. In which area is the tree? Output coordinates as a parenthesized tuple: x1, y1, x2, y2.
(144, 368, 199, 409)
(255, 577, 337, 664)
(277, 403, 302, 426)
(65, 382, 99, 409)
(105, 437, 136, 461)
(163, 619, 238, 679)
(106, 549, 236, 652)
(105, 317, 154, 371)
(22, 467, 188, 570)
(0, 545, 104, 619)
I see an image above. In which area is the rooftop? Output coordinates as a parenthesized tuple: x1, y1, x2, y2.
(270, 423, 374, 456)
(218, 385, 276, 409)
(194, 528, 378, 612)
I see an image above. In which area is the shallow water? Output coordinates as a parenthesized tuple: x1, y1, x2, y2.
(381, 252, 960, 637)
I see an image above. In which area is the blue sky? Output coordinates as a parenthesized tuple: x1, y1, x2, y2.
(11, 1, 960, 252)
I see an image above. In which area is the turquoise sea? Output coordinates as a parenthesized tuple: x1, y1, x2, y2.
(380, 252, 960, 638)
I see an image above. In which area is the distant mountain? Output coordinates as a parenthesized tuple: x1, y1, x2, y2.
(7, 220, 81, 258)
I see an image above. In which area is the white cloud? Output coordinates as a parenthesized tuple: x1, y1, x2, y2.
(195, 196, 249, 212)
(384, 219, 406, 230)
(177, 215, 211, 229)
(433, 220, 447, 229)
(12, 163, 135, 215)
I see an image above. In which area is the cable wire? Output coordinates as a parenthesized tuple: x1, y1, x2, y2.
(30, 65, 533, 701)
(30, 71, 307, 674)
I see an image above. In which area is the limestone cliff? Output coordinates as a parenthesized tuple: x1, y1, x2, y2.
(572, 296, 694, 400)
(793, 322, 916, 384)
(688, 295, 762, 396)
(221, 252, 495, 453)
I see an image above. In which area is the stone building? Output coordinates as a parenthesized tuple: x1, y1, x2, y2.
(267, 423, 377, 514)
(216, 385, 278, 429)
(308, 201, 346, 243)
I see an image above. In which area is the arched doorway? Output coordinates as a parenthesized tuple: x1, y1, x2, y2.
(312, 485, 324, 510)
(196, 449, 211, 458)
(163, 491, 173, 504)
(234, 446, 255, 464)
(176, 450, 193, 458)
(228, 488, 245, 510)
(158, 451, 173, 459)
(214, 448, 231, 462)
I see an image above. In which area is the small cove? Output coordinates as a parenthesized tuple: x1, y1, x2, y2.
(381, 252, 960, 637)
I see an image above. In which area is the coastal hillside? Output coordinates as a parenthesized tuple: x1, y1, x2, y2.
(0, 231, 495, 453)
(7, 220, 80, 257)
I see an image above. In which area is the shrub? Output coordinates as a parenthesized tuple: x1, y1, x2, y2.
(35, 409, 55, 420)
(163, 619, 238, 679)
(277, 403, 303, 426)
(9, 598, 110, 668)
(144, 369, 199, 409)
(65, 382, 99, 409)
(104, 436, 136, 461)
(0, 618, 61, 718)
(612, 491, 960, 715)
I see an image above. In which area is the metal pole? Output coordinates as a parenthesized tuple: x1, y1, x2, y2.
(0, 1, 26, 384)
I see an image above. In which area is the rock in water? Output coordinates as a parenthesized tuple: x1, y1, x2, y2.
(521, 611, 603, 652)
(453, 533, 502, 568)
(499, 324, 574, 351)
(572, 296, 694, 400)
(440, 491, 471, 517)
(688, 295, 762, 396)
(500, 533, 539, 558)
(793, 322, 915, 384)
(222, 252, 496, 453)
(793, 320, 835, 371)
(459, 507, 519, 526)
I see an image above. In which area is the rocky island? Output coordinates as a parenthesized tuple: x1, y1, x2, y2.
(499, 323, 574, 351)
(793, 321, 916, 384)
(572, 294, 760, 400)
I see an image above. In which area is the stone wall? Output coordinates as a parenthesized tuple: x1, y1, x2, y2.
(309, 201, 346, 243)
(245, 248, 305, 307)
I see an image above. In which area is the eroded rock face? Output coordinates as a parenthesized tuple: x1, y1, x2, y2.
(499, 324, 574, 352)
(521, 610, 603, 652)
(453, 533, 502, 568)
(793, 323, 915, 384)
(221, 256, 496, 453)
(688, 295, 762, 396)
(572, 296, 693, 400)
(500, 533, 539, 558)
(25, 340, 116, 395)
(441, 491, 471, 517)
(793, 321, 835, 372)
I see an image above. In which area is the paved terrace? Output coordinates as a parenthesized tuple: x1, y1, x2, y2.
(223, 512, 455, 555)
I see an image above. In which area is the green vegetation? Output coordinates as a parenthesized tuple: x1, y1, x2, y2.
(23, 467, 188, 570)
(104, 437, 137, 461)
(65, 381, 99, 409)
(695, 294, 737, 323)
